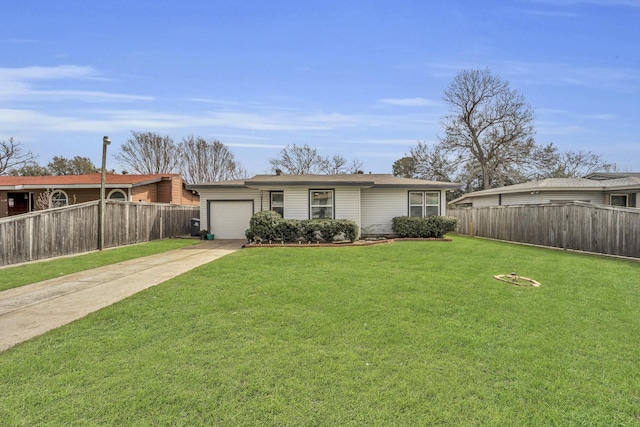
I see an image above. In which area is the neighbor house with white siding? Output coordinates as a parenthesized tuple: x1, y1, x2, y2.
(448, 174, 640, 209)
(187, 173, 460, 239)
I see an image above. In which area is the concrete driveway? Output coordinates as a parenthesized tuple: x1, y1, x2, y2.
(0, 239, 244, 352)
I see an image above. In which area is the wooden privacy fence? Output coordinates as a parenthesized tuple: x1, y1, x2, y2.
(448, 201, 640, 259)
(0, 200, 199, 267)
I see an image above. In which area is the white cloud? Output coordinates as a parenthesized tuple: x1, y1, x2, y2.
(427, 60, 638, 92)
(583, 113, 616, 120)
(523, 9, 581, 16)
(0, 65, 97, 81)
(0, 65, 152, 103)
(536, 122, 589, 136)
(343, 138, 429, 146)
(379, 97, 439, 107)
(0, 105, 429, 137)
(225, 142, 285, 149)
(499, 60, 638, 91)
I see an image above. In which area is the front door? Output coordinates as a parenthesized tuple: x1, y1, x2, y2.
(7, 192, 30, 216)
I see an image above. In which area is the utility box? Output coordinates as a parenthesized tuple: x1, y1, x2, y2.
(190, 218, 201, 236)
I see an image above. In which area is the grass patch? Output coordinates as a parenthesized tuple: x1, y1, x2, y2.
(1, 237, 639, 425)
(0, 238, 199, 292)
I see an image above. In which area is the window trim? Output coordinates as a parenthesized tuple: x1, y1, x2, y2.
(610, 194, 628, 207)
(408, 190, 441, 217)
(309, 189, 335, 219)
(108, 189, 128, 201)
(49, 189, 69, 208)
(270, 191, 284, 216)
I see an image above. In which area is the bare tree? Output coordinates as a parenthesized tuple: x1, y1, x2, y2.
(0, 138, 37, 175)
(115, 131, 181, 174)
(269, 144, 363, 175)
(397, 139, 612, 196)
(408, 142, 460, 183)
(320, 154, 363, 174)
(440, 69, 536, 190)
(542, 149, 613, 178)
(33, 188, 77, 210)
(178, 135, 247, 183)
(269, 144, 324, 174)
(34, 189, 55, 210)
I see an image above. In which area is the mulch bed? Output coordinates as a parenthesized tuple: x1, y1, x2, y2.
(242, 237, 452, 248)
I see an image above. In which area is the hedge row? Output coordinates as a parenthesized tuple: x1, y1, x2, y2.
(247, 210, 359, 243)
(391, 216, 459, 238)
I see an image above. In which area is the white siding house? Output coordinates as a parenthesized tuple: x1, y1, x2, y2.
(188, 174, 460, 239)
(281, 187, 307, 220)
(334, 186, 361, 226)
(362, 189, 416, 235)
(449, 176, 640, 209)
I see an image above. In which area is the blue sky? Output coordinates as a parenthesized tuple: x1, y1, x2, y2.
(1, 0, 639, 176)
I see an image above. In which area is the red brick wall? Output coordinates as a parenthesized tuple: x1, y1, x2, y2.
(157, 179, 172, 203)
(132, 184, 157, 203)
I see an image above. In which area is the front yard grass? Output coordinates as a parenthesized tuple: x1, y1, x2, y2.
(1, 237, 639, 425)
(0, 238, 199, 292)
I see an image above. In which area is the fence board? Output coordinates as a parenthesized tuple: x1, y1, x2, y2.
(449, 202, 640, 259)
(0, 201, 199, 267)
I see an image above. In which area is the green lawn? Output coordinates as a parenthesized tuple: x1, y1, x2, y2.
(0, 238, 199, 292)
(1, 237, 639, 426)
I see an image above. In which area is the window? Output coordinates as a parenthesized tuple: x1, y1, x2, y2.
(50, 190, 69, 208)
(610, 194, 628, 207)
(409, 192, 424, 217)
(409, 191, 440, 217)
(108, 189, 127, 201)
(310, 190, 334, 219)
(271, 191, 284, 216)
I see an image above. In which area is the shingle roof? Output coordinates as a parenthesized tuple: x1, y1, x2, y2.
(0, 173, 180, 189)
(187, 174, 460, 189)
(583, 172, 640, 180)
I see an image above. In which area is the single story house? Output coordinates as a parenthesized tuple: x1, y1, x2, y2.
(186, 173, 460, 239)
(448, 173, 640, 208)
(0, 173, 199, 218)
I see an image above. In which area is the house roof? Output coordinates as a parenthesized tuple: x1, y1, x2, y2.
(0, 173, 181, 190)
(187, 173, 461, 190)
(449, 176, 640, 205)
(583, 172, 640, 180)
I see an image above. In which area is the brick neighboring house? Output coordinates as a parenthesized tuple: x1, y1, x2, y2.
(0, 173, 199, 218)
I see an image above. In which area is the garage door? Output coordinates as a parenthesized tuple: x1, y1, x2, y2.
(209, 201, 254, 239)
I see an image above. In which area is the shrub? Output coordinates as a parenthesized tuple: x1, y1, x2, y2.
(275, 219, 301, 242)
(248, 212, 359, 243)
(391, 216, 459, 238)
(298, 220, 318, 242)
(318, 220, 341, 242)
(249, 210, 283, 241)
(336, 220, 359, 243)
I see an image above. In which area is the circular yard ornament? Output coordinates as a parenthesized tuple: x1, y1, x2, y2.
(494, 273, 540, 287)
